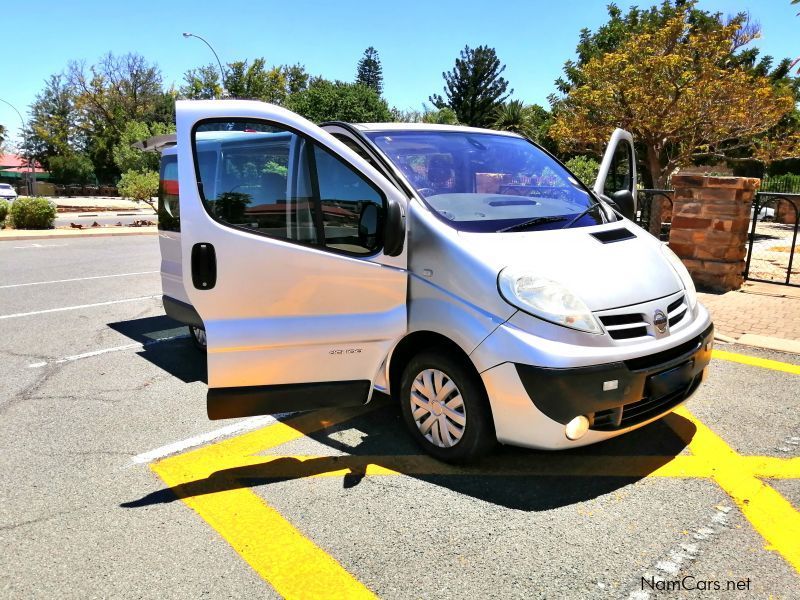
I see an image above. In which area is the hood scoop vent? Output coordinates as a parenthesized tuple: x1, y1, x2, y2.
(591, 228, 636, 243)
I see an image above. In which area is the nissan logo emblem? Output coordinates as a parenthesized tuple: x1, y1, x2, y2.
(653, 309, 668, 334)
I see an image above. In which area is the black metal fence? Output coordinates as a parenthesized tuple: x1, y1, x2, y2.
(636, 189, 674, 241)
(743, 192, 800, 287)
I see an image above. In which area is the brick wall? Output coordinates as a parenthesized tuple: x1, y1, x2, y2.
(668, 174, 760, 292)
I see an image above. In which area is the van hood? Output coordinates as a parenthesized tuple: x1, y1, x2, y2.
(458, 224, 683, 312)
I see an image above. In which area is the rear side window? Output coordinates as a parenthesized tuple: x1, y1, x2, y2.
(158, 154, 180, 232)
(193, 120, 385, 256)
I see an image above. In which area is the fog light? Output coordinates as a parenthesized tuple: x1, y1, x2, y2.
(565, 415, 590, 440)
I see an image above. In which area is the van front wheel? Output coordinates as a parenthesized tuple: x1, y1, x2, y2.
(399, 351, 494, 463)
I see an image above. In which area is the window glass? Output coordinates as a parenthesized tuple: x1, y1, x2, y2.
(367, 131, 601, 232)
(193, 120, 385, 254)
(158, 154, 180, 231)
(604, 142, 632, 197)
(194, 121, 317, 244)
(314, 145, 383, 254)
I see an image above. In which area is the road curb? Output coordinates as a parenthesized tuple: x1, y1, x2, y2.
(0, 228, 158, 241)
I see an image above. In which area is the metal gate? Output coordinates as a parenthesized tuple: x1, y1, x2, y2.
(636, 189, 674, 241)
(743, 192, 800, 287)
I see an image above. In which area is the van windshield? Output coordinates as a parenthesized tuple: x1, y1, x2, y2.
(365, 130, 606, 232)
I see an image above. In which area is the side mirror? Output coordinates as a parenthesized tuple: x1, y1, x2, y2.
(383, 197, 405, 257)
(610, 189, 635, 221)
(358, 203, 380, 251)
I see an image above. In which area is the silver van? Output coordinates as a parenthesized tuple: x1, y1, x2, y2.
(158, 100, 713, 462)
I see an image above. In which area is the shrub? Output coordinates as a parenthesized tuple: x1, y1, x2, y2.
(9, 197, 57, 229)
(118, 169, 159, 203)
(564, 155, 600, 186)
(0, 199, 9, 226)
(762, 173, 800, 194)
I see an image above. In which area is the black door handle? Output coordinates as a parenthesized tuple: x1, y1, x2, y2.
(191, 243, 217, 290)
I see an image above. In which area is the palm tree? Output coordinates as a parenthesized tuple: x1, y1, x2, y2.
(493, 100, 538, 139)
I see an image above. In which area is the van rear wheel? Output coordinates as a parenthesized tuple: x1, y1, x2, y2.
(189, 325, 207, 352)
(399, 350, 494, 463)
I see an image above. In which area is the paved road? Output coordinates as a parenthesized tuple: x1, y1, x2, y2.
(0, 236, 798, 599)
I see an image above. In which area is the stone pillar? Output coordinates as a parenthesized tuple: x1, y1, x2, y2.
(667, 175, 760, 292)
(776, 198, 799, 225)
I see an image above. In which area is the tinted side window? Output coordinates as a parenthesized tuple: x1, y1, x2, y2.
(314, 145, 383, 255)
(193, 120, 385, 255)
(158, 154, 180, 232)
(604, 142, 632, 197)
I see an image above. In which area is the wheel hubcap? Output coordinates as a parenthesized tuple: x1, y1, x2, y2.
(410, 368, 466, 448)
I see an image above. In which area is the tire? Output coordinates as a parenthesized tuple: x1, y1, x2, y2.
(189, 325, 207, 352)
(399, 349, 495, 463)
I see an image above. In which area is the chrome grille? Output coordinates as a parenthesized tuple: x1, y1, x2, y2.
(667, 295, 687, 328)
(598, 313, 648, 340)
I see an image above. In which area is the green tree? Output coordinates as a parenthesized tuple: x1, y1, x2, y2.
(492, 101, 552, 140)
(550, 1, 796, 187)
(67, 52, 169, 182)
(180, 60, 310, 104)
(355, 47, 384, 95)
(429, 45, 511, 127)
(180, 64, 222, 99)
(564, 155, 600, 187)
(287, 79, 392, 123)
(48, 153, 95, 184)
(21, 74, 80, 171)
(0, 124, 6, 150)
(118, 169, 159, 204)
(112, 120, 174, 173)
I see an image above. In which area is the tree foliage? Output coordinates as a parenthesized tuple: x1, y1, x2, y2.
(0, 124, 6, 150)
(181, 60, 310, 104)
(493, 100, 551, 141)
(550, 1, 796, 186)
(564, 155, 600, 186)
(117, 169, 159, 203)
(287, 79, 392, 123)
(112, 120, 174, 173)
(430, 45, 511, 127)
(355, 47, 384, 95)
(49, 153, 95, 184)
(21, 74, 79, 170)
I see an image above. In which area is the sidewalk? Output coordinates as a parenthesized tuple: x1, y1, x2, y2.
(699, 281, 800, 353)
(0, 226, 157, 241)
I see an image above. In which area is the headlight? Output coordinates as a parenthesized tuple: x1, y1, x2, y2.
(661, 244, 697, 309)
(498, 268, 602, 334)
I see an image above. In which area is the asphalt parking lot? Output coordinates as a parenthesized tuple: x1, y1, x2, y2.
(1, 235, 798, 599)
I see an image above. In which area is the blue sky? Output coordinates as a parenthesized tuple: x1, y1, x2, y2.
(2, 0, 798, 146)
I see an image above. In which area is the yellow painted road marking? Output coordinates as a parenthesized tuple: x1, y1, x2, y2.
(673, 406, 800, 572)
(712, 349, 800, 375)
(153, 406, 378, 600)
(149, 349, 800, 595)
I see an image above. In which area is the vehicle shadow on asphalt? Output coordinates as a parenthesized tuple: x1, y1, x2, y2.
(121, 397, 696, 512)
(107, 315, 207, 384)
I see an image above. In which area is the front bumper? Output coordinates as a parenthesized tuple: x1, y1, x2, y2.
(479, 322, 713, 449)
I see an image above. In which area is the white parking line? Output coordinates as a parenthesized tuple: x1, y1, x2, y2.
(0, 271, 158, 289)
(28, 334, 189, 368)
(10, 243, 69, 249)
(0, 295, 160, 320)
(131, 415, 281, 464)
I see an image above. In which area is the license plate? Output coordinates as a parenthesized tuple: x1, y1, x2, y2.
(647, 360, 694, 398)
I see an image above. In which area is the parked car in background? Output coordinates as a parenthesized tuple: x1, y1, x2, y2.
(0, 183, 18, 202)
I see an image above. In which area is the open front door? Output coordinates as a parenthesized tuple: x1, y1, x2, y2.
(594, 128, 637, 217)
(176, 100, 408, 419)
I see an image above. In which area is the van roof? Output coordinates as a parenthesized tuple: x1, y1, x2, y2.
(154, 121, 523, 156)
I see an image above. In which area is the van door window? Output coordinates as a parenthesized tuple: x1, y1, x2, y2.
(193, 120, 385, 255)
(604, 142, 632, 197)
(158, 154, 180, 231)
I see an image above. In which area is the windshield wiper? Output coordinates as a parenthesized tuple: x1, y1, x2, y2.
(498, 215, 569, 233)
(561, 202, 606, 229)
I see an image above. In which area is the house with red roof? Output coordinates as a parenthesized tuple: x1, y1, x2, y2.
(0, 153, 49, 184)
